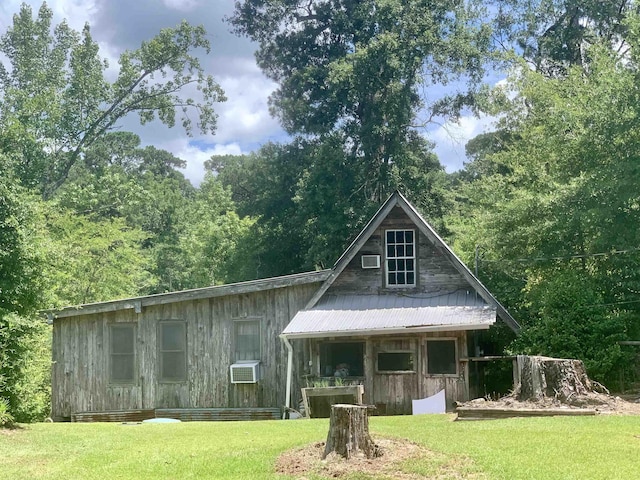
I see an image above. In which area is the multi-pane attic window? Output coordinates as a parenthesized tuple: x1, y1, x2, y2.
(385, 229, 416, 287)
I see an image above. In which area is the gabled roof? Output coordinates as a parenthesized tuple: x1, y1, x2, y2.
(297, 191, 520, 333)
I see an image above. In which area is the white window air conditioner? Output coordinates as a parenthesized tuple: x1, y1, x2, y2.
(230, 360, 260, 384)
(361, 254, 381, 269)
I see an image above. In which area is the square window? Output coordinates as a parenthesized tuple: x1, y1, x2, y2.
(427, 340, 457, 375)
(320, 342, 364, 377)
(377, 352, 414, 372)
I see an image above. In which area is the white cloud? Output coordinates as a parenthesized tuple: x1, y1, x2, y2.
(155, 138, 244, 186)
(213, 60, 283, 144)
(162, 0, 200, 11)
(431, 114, 497, 172)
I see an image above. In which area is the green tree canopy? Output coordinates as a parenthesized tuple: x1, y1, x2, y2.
(450, 24, 640, 384)
(491, 0, 636, 77)
(0, 2, 225, 197)
(230, 0, 490, 201)
(0, 156, 50, 422)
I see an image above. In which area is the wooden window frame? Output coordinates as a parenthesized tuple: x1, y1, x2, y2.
(109, 323, 137, 385)
(376, 350, 416, 374)
(426, 338, 458, 376)
(317, 340, 366, 378)
(233, 318, 262, 362)
(158, 320, 187, 383)
(384, 229, 417, 288)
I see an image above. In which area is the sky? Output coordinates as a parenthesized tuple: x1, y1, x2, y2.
(0, 0, 498, 186)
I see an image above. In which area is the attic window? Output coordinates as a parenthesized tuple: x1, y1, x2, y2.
(385, 229, 416, 287)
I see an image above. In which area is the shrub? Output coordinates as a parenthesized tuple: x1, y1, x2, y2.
(0, 398, 15, 428)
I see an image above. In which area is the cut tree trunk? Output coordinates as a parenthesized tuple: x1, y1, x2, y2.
(515, 355, 599, 404)
(322, 404, 380, 460)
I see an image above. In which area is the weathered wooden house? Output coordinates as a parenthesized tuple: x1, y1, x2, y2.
(49, 192, 519, 421)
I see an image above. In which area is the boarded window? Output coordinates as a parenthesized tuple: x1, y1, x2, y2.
(110, 324, 136, 383)
(234, 320, 261, 361)
(159, 321, 187, 381)
(385, 229, 416, 287)
(377, 352, 414, 372)
(427, 340, 457, 375)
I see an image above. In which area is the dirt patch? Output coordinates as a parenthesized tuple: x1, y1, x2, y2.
(0, 426, 23, 436)
(275, 437, 485, 479)
(458, 391, 640, 415)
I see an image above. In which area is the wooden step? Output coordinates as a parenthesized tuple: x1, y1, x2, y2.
(71, 407, 282, 423)
(455, 406, 597, 420)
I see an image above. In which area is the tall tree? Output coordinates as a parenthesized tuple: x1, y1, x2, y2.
(46, 212, 156, 305)
(0, 155, 50, 422)
(0, 2, 225, 197)
(450, 29, 640, 385)
(491, 0, 637, 77)
(171, 175, 256, 288)
(213, 133, 449, 275)
(230, 0, 490, 202)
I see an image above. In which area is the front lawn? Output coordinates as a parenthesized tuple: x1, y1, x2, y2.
(1, 415, 639, 479)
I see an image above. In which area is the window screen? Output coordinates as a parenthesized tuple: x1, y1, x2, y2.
(159, 321, 186, 381)
(110, 324, 135, 383)
(377, 352, 414, 372)
(319, 342, 364, 377)
(386, 229, 416, 286)
(235, 320, 261, 361)
(427, 340, 457, 375)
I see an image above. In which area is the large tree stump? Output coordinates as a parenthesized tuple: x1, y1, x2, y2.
(322, 404, 380, 460)
(515, 355, 603, 404)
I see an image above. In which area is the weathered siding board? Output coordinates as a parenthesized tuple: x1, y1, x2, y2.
(305, 331, 470, 416)
(329, 206, 471, 296)
(286, 282, 320, 407)
(417, 331, 468, 409)
(371, 337, 418, 414)
(210, 297, 228, 406)
(51, 281, 322, 419)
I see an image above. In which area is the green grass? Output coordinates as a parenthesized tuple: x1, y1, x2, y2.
(1, 415, 639, 479)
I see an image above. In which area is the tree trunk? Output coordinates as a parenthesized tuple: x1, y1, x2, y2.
(515, 355, 598, 404)
(322, 404, 380, 460)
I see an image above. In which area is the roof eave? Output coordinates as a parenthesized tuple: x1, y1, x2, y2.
(47, 270, 331, 320)
(282, 321, 494, 339)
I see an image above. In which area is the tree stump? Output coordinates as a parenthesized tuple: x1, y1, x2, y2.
(515, 355, 601, 404)
(322, 404, 380, 460)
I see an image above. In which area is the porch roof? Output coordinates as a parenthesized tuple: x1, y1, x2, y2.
(282, 292, 496, 339)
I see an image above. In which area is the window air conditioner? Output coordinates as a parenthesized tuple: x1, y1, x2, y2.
(361, 254, 381, 269)
(230, 360, 260, 384)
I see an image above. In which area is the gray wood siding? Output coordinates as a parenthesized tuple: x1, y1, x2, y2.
(307, 331, 469, 415)
(328, 206, 470, 295)
(51, 282, 320, 419)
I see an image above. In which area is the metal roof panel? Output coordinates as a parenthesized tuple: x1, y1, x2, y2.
(282, 295, 497, 337)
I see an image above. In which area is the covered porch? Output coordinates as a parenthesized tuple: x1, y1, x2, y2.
(281, 292, 497, 414)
